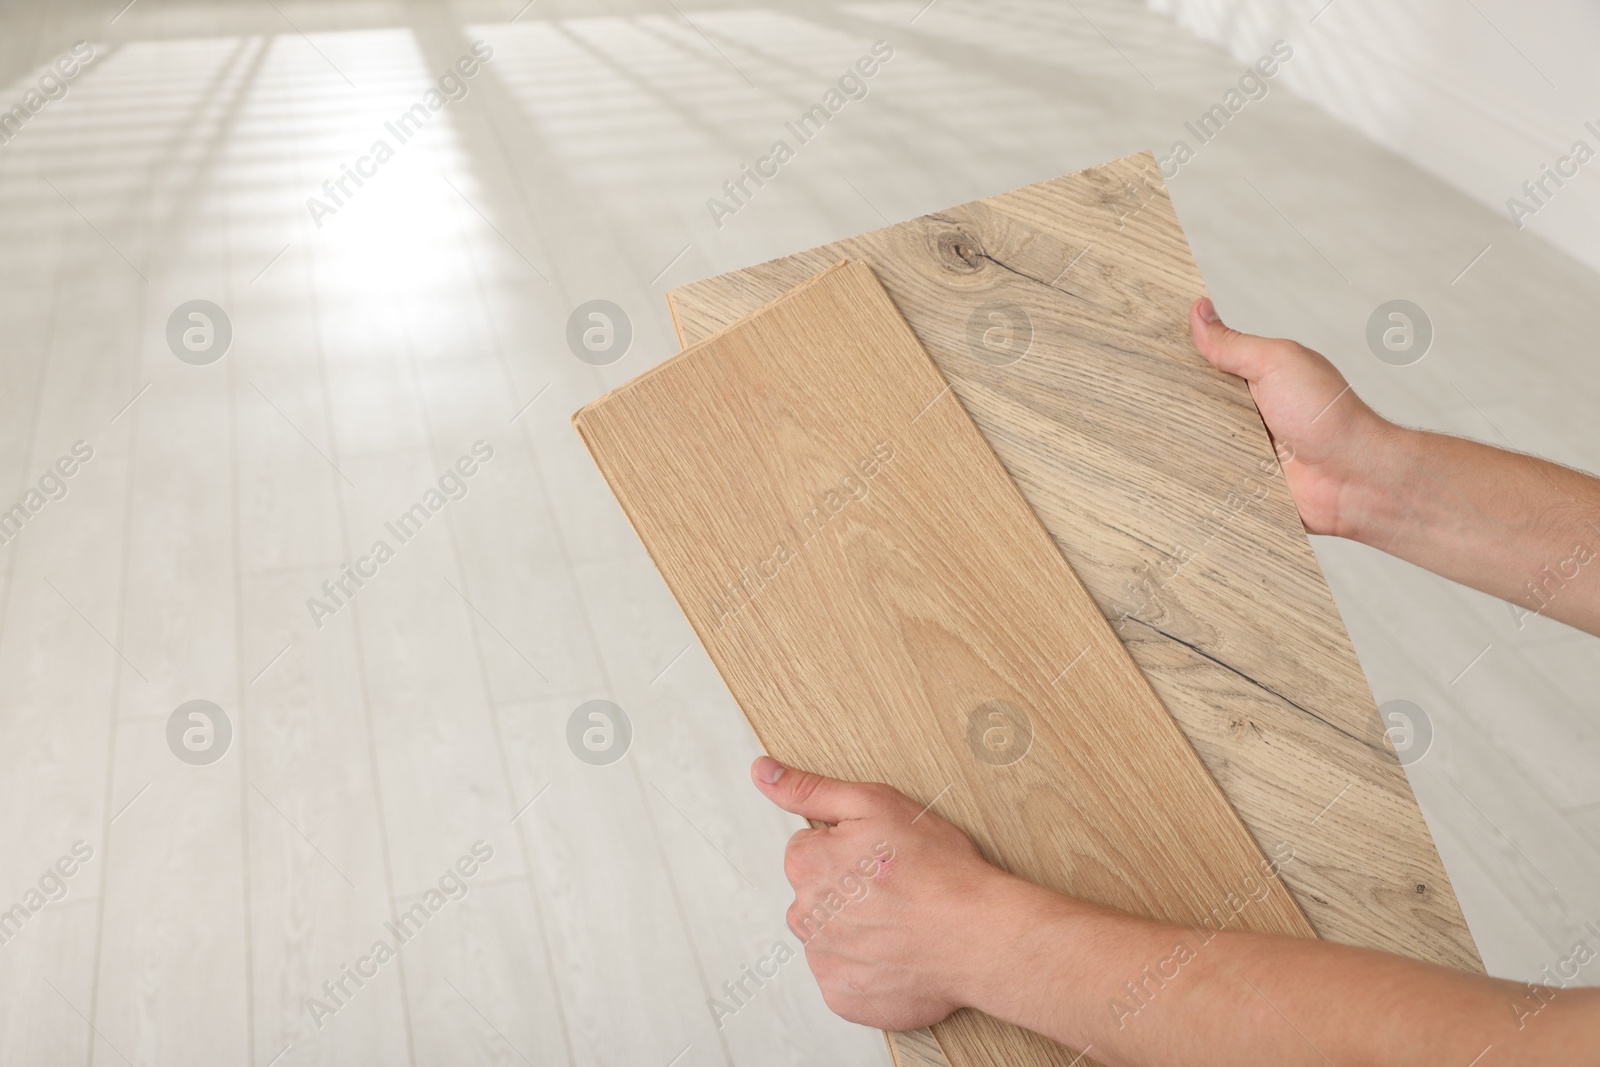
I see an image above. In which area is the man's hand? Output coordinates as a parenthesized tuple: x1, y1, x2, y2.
(750, 756, 1013, 1031)
(750, 761, 1600, 1067)
(1191, 297, 1600, 635)
(1188, 297, 1394, 538)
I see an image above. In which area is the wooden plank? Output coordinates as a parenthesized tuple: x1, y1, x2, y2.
(388, 264, 758, 1063)
(573, 259, 1316, 1067)
(664, 152, 1483, 1067)
(95, 366, 251, 1067)
(0, 27, 150, 1056)
(0, 210, 133, 1067)
(89, 143, 252, 1066)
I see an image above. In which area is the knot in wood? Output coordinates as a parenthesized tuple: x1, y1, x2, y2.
(935, 229, 985, 273)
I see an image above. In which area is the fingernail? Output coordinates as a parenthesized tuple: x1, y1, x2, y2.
(1198, 298, 1220, 324)
(755, 757, 786, 784)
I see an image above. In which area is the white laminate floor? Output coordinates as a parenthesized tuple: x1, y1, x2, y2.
(0, 2, 1595, 1065)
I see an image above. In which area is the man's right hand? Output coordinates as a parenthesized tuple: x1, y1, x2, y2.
(1188, 296, 1396, 540)
(1189, 296, 1600, 637)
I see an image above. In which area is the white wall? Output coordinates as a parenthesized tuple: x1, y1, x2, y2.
(1148, 0, 1600, 274)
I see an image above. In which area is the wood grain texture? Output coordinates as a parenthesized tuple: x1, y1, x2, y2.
(665, 152, 1483, 1067)
(574, 259, 1316, 1067)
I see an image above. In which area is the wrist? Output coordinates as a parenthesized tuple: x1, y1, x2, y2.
(941, 870, 1042, 1011)
(946, 874, 1182, 1053)
(1331, 420, 1424, 546)
(946, 872, 1100, 1026)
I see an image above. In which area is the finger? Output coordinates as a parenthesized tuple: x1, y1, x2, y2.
(782, 828, 829, 887)
(752, 757, 894, 824)
(785, 901, 807, 941)
(1189, 297, 1287, 382)
(786, 899, 832, 943)
(787, 826, 827, 849)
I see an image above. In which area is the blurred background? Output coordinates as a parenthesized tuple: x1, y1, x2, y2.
(0, 0, 1596, 1064)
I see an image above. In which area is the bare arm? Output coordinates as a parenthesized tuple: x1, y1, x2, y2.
(753, 759, 1600, 1066)
(1189, 298, 1600, 637)
(749, 306, 1600, 1063)
(967, 872, 1598, 1066)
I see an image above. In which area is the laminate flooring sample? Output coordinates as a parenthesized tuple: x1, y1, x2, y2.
(573, 259, 1315, 1067)
(664, 152, 1481, 1067)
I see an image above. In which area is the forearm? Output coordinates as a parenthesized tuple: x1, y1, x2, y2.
(1339, 425, 1600, 637)
(959, 875, 1599, 1066)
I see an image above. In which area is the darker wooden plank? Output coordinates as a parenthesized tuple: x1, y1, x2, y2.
(665, 152, 1481, 1067)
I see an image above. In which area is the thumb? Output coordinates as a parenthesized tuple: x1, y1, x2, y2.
(1189, 297, 1280, 382)
(751, 757, 888, 824)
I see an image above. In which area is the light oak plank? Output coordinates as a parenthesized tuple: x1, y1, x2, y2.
(575, 259, 1316, 1067)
